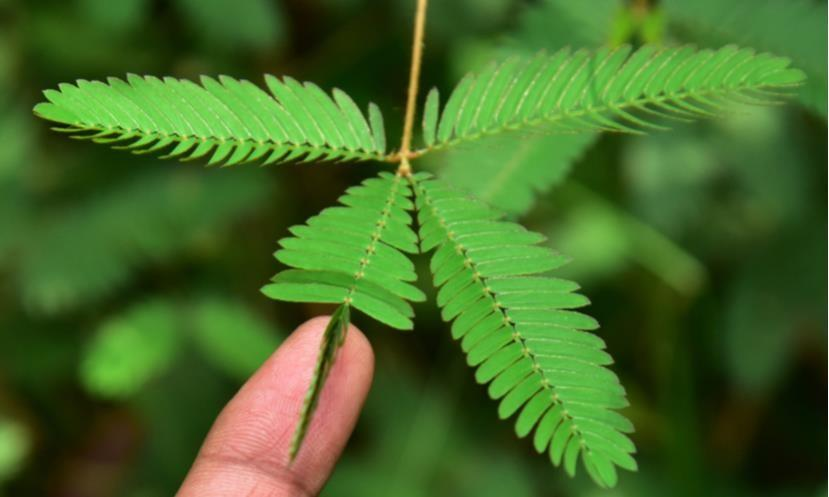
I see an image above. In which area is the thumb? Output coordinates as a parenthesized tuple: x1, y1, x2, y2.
(177, 316, 374, 497)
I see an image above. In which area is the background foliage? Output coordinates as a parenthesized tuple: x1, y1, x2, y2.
(0, 0, 825, 495)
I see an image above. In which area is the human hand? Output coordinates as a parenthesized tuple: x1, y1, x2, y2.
(177, 316, 374, 496)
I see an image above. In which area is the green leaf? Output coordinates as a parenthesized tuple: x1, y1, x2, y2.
(412, 173, 635, 488)
(664, 0, 827, 117)
(33, 75, 388, 166)
(289, 304, 350, 460)
(368, 102, 387, 153)
(189, 298, 282, 380)
(425, 45, 805, 152)
(263, 171, 424, 331)
(80, 300, 181, 399)
(263, 172, 426, 458)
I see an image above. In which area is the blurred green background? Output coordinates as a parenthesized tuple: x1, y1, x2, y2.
(0, 0, 826, 495)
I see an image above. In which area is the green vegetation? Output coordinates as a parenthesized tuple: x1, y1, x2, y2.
(1, 0, 825, 495)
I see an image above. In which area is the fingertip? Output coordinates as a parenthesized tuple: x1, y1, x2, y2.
(179, 313, 375, 496)
(280, 315, 374, 387)
(287, 314, 375, 456)
(339, 320, 375, 380)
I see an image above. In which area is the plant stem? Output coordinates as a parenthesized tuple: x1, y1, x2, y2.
(397, 0, 429, 175)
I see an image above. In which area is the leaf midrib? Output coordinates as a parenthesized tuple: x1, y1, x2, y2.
(343, 174, 405, 304)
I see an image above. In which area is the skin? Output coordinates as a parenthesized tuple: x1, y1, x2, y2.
(177, 316, 374, 497)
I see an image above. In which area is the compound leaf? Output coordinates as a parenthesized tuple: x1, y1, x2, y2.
(262, 171, 423, 458)
(263, 171, 423, 330)
(33, 75, 388, 166)
(426, 45, 805, 152)
(412, 173, 635, 488)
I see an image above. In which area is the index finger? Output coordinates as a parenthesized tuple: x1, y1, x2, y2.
(177, 316, 374, 497)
